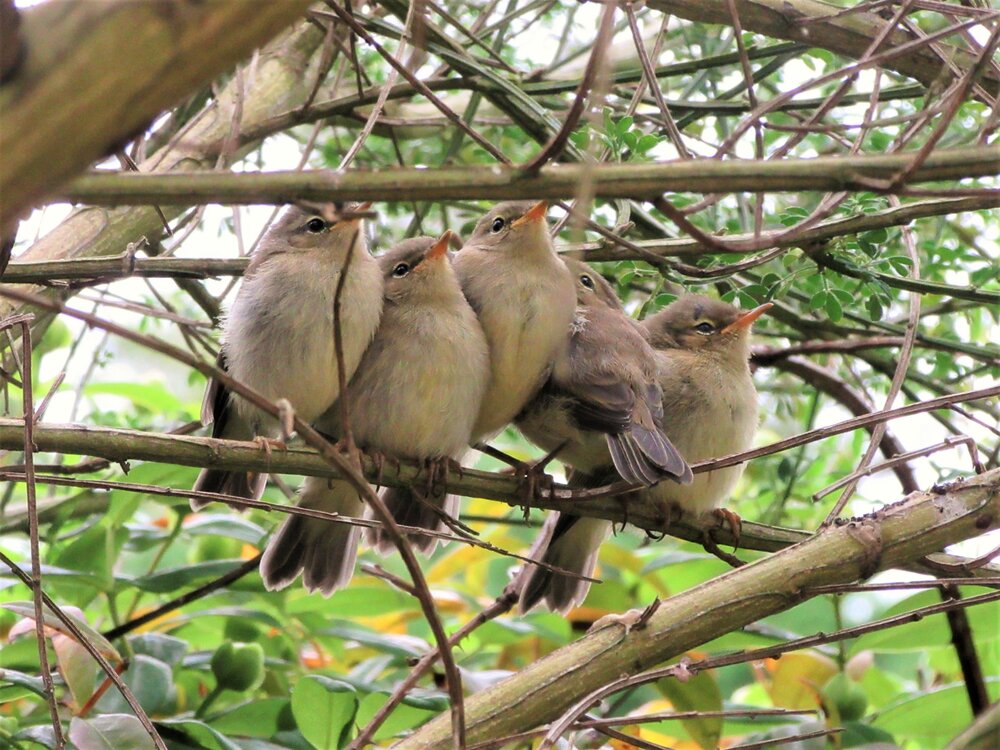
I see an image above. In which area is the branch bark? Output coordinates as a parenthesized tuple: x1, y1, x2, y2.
(647, 0, 1000, 99)
(56, 145, 1000, 204)
(0, 419, 996, 582)
(0, 19, 326, 343)
(0, 0, 313, 232)
(396, 467, 1000, 749)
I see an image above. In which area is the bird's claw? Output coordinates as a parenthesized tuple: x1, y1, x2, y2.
(701, 508, 745, 569)
(712, 507, 742, 550)
(252, 436, 287, 459)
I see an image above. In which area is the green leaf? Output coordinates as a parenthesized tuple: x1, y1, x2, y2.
(209, 699, 289, 738)
(356, 691, 440, 741)
(292, 676, 358, 750)
(657, 671, 723, 749)
(96, 655, 173, 716)
(0, 668, 46, 698)
(130, 633, 189, 666)
(824, 294, 843, 322)
(183, 514, 268, 545)
(873, 678, 1000, 744)
(0, 602, 120, 662)
(156, 719, 243, 750)
(809, 290, 828, 311)
(69, 715, 156, 750)
(636, 134, 660, 153)
(129, 559, 246, 593)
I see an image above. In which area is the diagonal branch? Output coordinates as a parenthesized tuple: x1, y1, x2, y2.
(395, 467, 1000, 748)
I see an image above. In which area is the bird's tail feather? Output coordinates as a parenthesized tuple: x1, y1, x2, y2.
(260, 476, 366, 596)
(366, 487, 459, 554)
(191, 469, 266, 510)
(607, 424, 692, 486)
(519, 513, 611, 614)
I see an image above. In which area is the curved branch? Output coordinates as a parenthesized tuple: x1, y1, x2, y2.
(396, 467, 1000, 748)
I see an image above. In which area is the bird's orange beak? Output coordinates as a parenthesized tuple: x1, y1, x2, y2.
(427, 230, 453, 262)
(721, 302, 773, 334)
(511, 200, 548, 228)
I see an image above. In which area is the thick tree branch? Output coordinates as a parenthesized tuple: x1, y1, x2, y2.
(0, 20, 327, 344)
(56, 146, 1000, 205)
(396, 467, 1000, 748)
(646, 0, 1000, 100)
(0, 0, 313, 231)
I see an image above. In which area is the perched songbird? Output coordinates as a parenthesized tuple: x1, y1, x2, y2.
(640, 294, 771, 525)
(455, 201, 576, 441)
(192, 203, 382, 507)
(517, 260, 692, 613)
(260, 233, 491, 595)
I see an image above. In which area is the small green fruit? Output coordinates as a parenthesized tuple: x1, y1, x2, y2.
(210, 641, 265, 693)
(824, 672, 868, 721)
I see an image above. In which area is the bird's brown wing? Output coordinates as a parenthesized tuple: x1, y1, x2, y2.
(564, 374, 633, 435)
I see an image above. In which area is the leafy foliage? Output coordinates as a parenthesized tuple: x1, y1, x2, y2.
(2, 1, 998, 749)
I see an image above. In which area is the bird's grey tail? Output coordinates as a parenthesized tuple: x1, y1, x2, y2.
(191, 366, 268, 510)
(260, 476, 366, 596)
(518, 513, 611, 614)
(607, 424, 692, 486)
(191, 469, 266, 510)
(366, 487, 460, 554)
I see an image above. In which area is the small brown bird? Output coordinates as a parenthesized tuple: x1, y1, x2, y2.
(260, 233, 490, 594)
(640, 294, 771, 523)
(192, 203, 382, 507)
(454, 201, 576, 442)
(517, 260, 692, 613)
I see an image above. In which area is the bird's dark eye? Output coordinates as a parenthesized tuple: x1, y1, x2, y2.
(580, 274, 595, 290)
(694, 321, 714, 334)
(490, 217, 505, 233)
(305, 217, 327, 233)
(392, 262, 410, 278)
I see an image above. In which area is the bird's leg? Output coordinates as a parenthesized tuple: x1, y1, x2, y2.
(701, 508, 745, 568)
(365, 449, 398, 489)
(647, 498, 682, 542)
(513, 443, 565, 504)
(426, 456, 463, 495)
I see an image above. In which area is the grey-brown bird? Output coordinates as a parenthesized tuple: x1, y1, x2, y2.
(640, 294, 771, 522)
(454, 201, 576, 442)
(260, 233, 490, 595)
(516, 260, 692, 613)
(192, 203, 382, 508)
